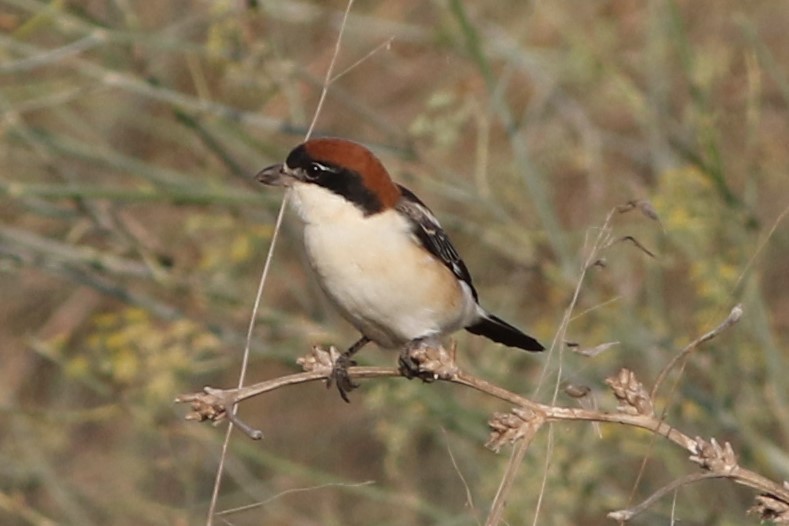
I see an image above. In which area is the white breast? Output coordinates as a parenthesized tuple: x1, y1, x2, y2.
(290, 183, 478, 348)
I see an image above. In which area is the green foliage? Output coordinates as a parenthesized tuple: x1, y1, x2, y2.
(1, 1, 787, 525)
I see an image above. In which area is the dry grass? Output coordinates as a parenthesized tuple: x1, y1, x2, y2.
(1, 1, 788, 525)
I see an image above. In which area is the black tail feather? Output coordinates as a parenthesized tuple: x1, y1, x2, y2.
(466, 314, 544, 351)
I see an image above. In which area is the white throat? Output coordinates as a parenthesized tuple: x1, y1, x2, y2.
(289, 182, 366, 226)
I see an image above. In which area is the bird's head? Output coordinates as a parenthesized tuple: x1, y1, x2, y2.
(256, 138, 401, 215)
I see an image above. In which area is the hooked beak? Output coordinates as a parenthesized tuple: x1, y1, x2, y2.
(255, 163, 292, 187)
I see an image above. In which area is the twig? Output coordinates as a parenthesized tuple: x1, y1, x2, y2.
(485, 419, 541, 526)
(214, 480, 376, 518)
(330, 36, 395, 83)
(608, 472, 726, 522)
(176, 344, 789, 523)
(651, 304, 743, 400)
(206, 3, 356, 523)
(734, 201, 789, 292)
(304, 0, 355, 140)
(479, 203, 659, 526)
(205, 191, 289, 522)
(523, 205, 622, 526)
(441, 428, 480, 525)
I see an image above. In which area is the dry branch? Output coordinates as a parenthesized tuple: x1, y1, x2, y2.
(177, 308, 789, 523)
(179, 203, 781, 524)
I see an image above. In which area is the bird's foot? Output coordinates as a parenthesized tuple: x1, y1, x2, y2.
(327, 349, 359, 403)
(299, 337, 370, 403)
(398, 339, 459, 382)
(297, 345, 359, 403)
(397, 345, 422, 380)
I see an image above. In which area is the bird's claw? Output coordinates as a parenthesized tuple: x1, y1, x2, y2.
(398, 339, 459, 382)
(397, 349, 424, 380)
(328, 351, 359, 403)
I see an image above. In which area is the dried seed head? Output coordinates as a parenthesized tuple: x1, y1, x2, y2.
(297, 345, 338, 376)
(605, 368, 654, 416)
(750, 494, 789, 523)
(690, 437, 738, 473)
(486, 409, 543, 452)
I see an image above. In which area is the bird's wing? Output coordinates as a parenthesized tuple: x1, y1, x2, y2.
(395, 185, 478, 300)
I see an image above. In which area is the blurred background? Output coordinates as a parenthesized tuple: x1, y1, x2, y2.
(1, 1, 788, 524)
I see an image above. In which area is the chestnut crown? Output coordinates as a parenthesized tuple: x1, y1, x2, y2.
(285, 138, 401, 214)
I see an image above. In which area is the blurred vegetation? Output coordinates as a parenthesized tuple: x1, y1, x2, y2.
(1, 1, 788, 525)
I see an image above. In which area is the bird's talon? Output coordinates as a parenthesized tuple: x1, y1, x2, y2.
(397, 351, 419, 379)
(398, 344, 438, 382)
(328, 352, 359, 403)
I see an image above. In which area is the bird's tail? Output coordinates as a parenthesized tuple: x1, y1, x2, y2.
(466, 313, 544, 351)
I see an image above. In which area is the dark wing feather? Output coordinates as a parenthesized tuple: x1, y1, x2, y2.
(396, 185, 544, 352)
(395, 185, 478, 300)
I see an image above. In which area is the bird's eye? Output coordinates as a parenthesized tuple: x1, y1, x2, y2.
(306, 162, 331, 181)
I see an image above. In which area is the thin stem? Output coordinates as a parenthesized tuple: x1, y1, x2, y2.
(206, 2, 356, 523)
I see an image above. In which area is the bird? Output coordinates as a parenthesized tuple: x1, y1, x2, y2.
(256, 137, 543, 401)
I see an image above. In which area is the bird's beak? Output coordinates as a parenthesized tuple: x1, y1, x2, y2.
(255, 163, 291, 187)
